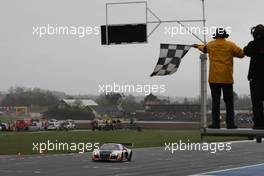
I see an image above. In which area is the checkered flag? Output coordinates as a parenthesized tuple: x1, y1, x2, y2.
(150, 44, 191, 76)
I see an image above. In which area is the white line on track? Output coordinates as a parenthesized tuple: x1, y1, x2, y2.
(189, 163, 264, 176)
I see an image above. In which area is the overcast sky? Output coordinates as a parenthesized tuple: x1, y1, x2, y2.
(0, 0, 263, 97)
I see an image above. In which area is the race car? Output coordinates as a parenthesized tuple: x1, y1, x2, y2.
(92, 143, 133, 162)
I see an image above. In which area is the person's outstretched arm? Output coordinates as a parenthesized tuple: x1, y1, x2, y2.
(192, 44, 207, 53)
(231, 43, 244, 58)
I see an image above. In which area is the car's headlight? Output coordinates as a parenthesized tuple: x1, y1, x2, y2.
(93, 150, 99, 155)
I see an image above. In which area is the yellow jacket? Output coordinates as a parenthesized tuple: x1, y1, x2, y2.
(198, 38, 244, 84)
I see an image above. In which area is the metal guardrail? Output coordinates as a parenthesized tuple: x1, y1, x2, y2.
(201, 128, 264, 143)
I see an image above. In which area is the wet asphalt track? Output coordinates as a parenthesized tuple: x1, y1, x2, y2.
(0, 141, 264, 176)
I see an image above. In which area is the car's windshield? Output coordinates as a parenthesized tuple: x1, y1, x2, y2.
(100, 144, 121, 150)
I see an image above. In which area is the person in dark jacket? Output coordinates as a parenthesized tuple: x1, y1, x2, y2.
(244, 24, 264, 129)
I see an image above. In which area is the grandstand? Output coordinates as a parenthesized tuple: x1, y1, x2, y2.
(134, 104, 201, 121)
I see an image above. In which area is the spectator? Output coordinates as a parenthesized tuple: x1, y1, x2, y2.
(193, 28, 244, 129)
(244, 24, 264, 129)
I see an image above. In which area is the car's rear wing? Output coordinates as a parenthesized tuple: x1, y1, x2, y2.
(103, 142, 134, 148)
(121, 143, 134, 148)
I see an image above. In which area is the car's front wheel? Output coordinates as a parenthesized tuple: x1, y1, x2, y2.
(128, 152, 132, 161)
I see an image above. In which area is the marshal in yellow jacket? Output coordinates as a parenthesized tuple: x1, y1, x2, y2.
(198, 38, 244, 84)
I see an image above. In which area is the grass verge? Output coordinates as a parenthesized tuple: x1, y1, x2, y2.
(0, 130, 246, 155)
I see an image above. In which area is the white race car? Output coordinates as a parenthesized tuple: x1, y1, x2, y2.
(92, 143, 133, 162)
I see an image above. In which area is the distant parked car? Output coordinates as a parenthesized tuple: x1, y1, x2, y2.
(28, 121, 45, 131)
(16, 119, 32, 131)
(47, 121, 60, 130)
(0, 111, 4, 116)
(91, 119, 112, 131)
(60, 121, 75, 130)
(0, 123, 9, 131)
(28, 122, 40, 131)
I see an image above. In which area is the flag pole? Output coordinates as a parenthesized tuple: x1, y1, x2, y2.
(200, 0, 207, 142)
